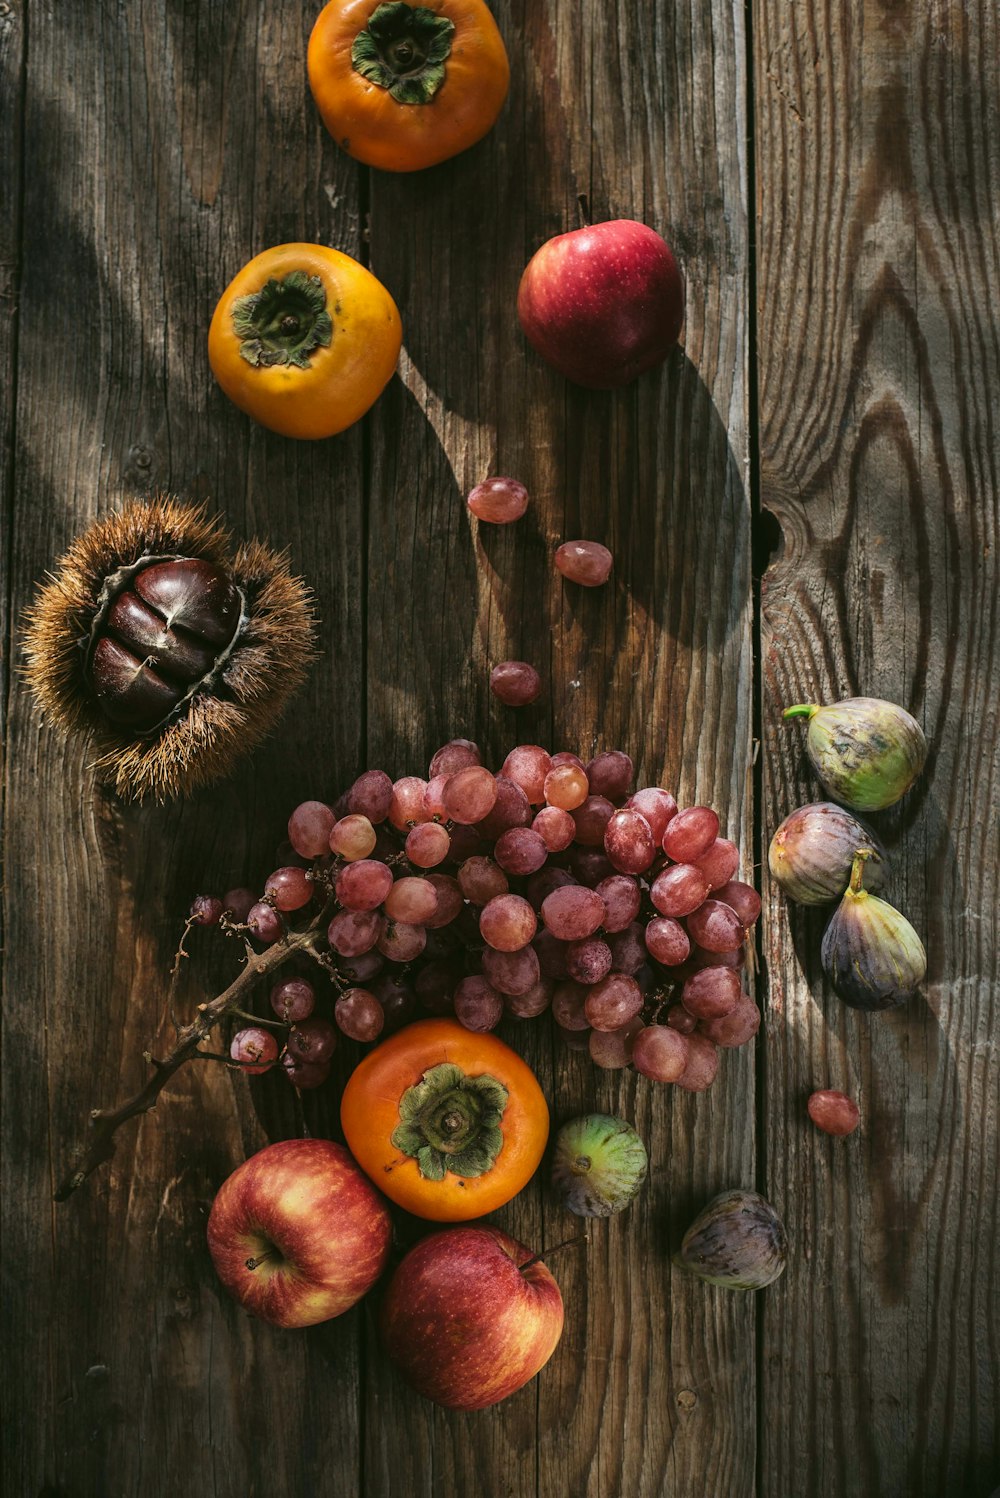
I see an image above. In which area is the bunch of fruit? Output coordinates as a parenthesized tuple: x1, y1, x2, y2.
(193, 736, 762, 1096)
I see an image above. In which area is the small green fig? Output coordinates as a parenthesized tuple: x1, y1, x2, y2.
(675, 1189, 787, 1290)
(821, 851, 926, 1011)
(768, 802, 888, 904)
(551, 1114, 648, 1218)
(783, 696, 927, 811)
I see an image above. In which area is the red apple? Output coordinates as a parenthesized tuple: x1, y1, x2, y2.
(517, 219, 684, 388)
(207, 1138, 392, 1328)
(380, 1225, 564, 1409)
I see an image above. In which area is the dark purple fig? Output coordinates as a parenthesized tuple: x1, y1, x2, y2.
(783, 696, 927, 810)
(821, 851, 926, 1011)
(676, 1189, 787, 1290)
(768, 802, 887, 905)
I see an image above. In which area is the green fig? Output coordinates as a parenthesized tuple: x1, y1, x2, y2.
(821, 851, 926, 1011)
(675, 1190, 787, 1290)
(783, 695, 927, 811)
(551, 1114, 648, 1218)
(768, 801, 888, 904)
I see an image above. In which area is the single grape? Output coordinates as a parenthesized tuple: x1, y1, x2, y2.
(500, 745, 552, 805)
(585, 750, 634, 800)
(549, 751, 586, 771)
(565, 937, 613, 986)
(644, 917, 691, 966)
(327, 907, 384, 957)
(384, 876, 438, 925)
(329, 814, 377, 861)
(222, 887, 257, 923)
(264, 866, 313, 913)
(526, 865, 576, 911)
(686, 899, 744, 953)
(377, 921, 427, 963)
(458, 856, 509, 905)
(454, 976, 504, 1032)
(594, 874, 641, 933)
(533, 806, 576, 852)
(494, 827, 548, 876)
(491, 661, 542, 707)
(288, 801, 336, 859)
(807, 1090, 861, 1136)
(479, 894, 537, 951)
(285, 1017, 338, 1065)
(649, 863, 710, 917)
(336, 859, 394, 912)
(190, 895, 223, 926)
(371, 972, 418, 1031)
(552, 980, 590, 1030)
(389, 776, 432, 831)
(428, 738, 481, 776)
(466, 476, 529, 523)
(475, 775, 532, 839)
(571, 795, 615, 847)
(584, 973, 643, 1031)
(606, 922, 647, 976)
(626, 787, 678, 842)
(694, 837, 740, 891)
(335, 987, 385, 1042)
(604, 808, 656, 874)
(405, 821, 451, 869)
(687, 943, 744, 972)
(662, 806, 719, 863)
(554, 540, 613, 586)
(247, 902, 283, 944)
(422, 773, 451, 821)
(504, 977, 554, 1018)
(229, 1027, 279, 1074)
(632, 1025, 689, 1082)
(675, 1033, 719, 1092)
(540, 885, 605, 941)
(533, 929, 571, 979)
(715, 879, 762, 927)
(482, 943, 541, 997)
(446, 824, 487, 864)
(543, 763, 589, 810)
(443, 766, 498, 825)
(699, 996, 760, 1047)
(666, 1005, 697, 1035)
(347, 770, 394, 824)
(568, 847, 616, 887)
(281, 1053, 330, 1090)
(423, 873, 464, 928)
(334, 948, 384, 984)
(681, 966, 741, 1019)
(588, 1018, 643, 1070)
(270, 977, 316, 1023)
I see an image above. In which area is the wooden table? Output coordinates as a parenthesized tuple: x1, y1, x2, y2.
(2, 3, 997, 1494)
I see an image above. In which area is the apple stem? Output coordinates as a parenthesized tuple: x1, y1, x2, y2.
(245, 1251, 279, 1271)
(520, 1234, 588, 1273)
(577, 193, 591, 228)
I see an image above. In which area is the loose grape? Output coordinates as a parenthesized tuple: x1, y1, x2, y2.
(475, 776, 532, 839)
(428, 738, 481, 776)
(389, 776, 432, 831)
(715, 880, 762, 927)
(482, 944, 541, 996)
(491, 661, 542, 707)
(270, 977, 316, 1023)
(500, 745, 552, 804)
(281, 1053, 330, 1090)
(649, 863, 710, 917)
(552, 980, 590, 1030)
(190, 895, 223, 926)
(347, 770, 394, 824)
(384, 876, 438, 925)
(544, 763, 590, 810)
(584, 973, 643, 1031)
(807, 1090, 861, 1136)
(378, 921, 427, 963)
(466, 476, 529, 523)
(662, 806, 719, 863)
(554, 540, 613, 586)
(606, 923, 647, 976)
(423, 874, 464, 928)
(675, 1033, 719, 1092)
(229, 1027, 278, 1074)
(288, 801, 336, 858)
(222, 887, 257, 923)
(533, 806, 576, 852)
(329, 814, 377, 861)
(626, 787, 678, 842)
(604, 808, 656, 874)
(335, 988, 385, 1042)
(686, 899, 744, 953)
(588, 1019, 643, 1070)
(405, 821, 451, 869)
(454, 976, 504, 1032)
(336, 859, 394, 912)
(494, 827, 548, 876)
(504, 978, 553, 1018)
(571, 795, 615, 847)
(286, 1017, 338, 1065)
(694, 838, 740, 890)
(681, 966, 741, 1019)
(565, 937, 613, 986)
(327, 907, 384, 957)
(264, 866, 313, 913)
(247, 902, 283, 944)
(594, 874, 642, 933)
(540, 885, 605, 941)
(644, 917, 691, 966)
(443, 766, 498, 825)
(632, 1025, 689, 1082)
(585, 750, 634, 800)
(479, 894, 537, 951)
(698, 997, 760, 1047)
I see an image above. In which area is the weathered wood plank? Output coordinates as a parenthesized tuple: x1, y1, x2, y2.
(755, 1, 1000, 1494)
(364, 1, 753, 1494)
(0, 3, 366, 1495)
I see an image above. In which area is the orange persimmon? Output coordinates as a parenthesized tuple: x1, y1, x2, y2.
(341, 1018, 549, 1221)
(208, 243, 401, 440)
(308, 0, 510, 173)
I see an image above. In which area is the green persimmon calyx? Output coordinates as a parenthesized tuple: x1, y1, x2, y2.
(352, 2, 455, 104)
(230, 272, 333, 369)
(391, 1063, 508, 1180)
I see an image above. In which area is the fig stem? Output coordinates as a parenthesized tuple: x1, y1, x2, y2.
(848, 849, 872, 895)
(782, 703, 820, 721)
(520, 1234, 588, 1272)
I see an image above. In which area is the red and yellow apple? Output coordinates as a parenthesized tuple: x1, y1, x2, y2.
(380, 1225, 564, 1409)
(207, 1138, 392, 1328)
(517, 219, 684, 388)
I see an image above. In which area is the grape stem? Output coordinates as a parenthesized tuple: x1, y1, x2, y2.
(53, 898, 336, 1203)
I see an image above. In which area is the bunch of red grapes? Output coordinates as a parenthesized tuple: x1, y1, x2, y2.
(193, 739, 762, 1093)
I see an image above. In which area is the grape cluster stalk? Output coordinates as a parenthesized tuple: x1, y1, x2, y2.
(56, 737, 762, 1200)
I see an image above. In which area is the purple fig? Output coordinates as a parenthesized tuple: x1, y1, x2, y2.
(768, 802, 887, 905)
(783, 696, 927, 810)
(821, 851, 926, 1011)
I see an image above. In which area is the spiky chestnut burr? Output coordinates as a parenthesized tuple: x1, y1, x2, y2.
(23, 496, 317, 801)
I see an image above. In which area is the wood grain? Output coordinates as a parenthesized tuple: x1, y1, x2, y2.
(755, 1, 1000, 1494)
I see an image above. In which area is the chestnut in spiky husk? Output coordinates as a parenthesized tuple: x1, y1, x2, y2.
(820, 850, 926, 1011)
(23, 497, 316, 801)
